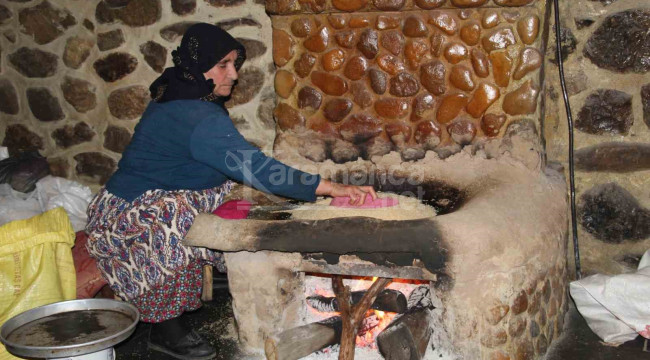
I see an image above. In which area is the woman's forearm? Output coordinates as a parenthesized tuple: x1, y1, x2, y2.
(314, 178, 377, 205)
(315, 178, 334, 196)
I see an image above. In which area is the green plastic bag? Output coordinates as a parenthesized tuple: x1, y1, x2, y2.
(0, 207, 76, 359)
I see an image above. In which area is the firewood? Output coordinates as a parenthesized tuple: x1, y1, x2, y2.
(264, 316, 341, 360)
(376, 285, 434, 360)
(306, 289, 407, 313)
(264, 315, 380, 360)
(333, 276, 392, 360)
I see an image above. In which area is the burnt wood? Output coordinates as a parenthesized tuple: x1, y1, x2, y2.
(307, 289, 407, 313)
(376, 286, 434, 360)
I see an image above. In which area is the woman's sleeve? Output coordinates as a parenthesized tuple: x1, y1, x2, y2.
(190, 114, 320, 202)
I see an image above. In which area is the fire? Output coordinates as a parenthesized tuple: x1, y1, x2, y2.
(355, 277, 395, 348)
(304, 274, 421, 349)
(357, 309, 396, 348)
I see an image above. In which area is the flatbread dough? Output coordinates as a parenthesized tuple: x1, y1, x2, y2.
(288, 193, 437, 220)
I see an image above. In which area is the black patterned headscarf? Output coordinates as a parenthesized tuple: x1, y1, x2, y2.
(149, 23, 246, 106)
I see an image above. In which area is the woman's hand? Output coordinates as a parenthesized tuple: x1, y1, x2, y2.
(315, 179, 377, 206)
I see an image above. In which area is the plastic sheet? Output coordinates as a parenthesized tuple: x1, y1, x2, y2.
(570, 250, 650, 344)
(0, 151, 50, 193)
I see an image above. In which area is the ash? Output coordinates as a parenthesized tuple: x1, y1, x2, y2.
(303, 344, 383, 360)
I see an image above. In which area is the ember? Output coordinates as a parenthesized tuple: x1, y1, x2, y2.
(357, 309, 396, 348)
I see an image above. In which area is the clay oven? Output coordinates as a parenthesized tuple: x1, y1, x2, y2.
(185, 0, 570, 358)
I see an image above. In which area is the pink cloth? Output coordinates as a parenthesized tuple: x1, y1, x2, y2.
(212, 199, 251, 219)
(329, 196, 398, 208)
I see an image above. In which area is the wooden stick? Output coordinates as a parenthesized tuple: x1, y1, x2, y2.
(201, 265, 213, 301)
(332, 276, 392, 360)
(265, 316, 342, 360)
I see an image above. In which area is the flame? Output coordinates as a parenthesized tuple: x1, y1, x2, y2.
(355, 276, 394, 348)
(356, 309, 396, 348)
(305, 275, 420, 349)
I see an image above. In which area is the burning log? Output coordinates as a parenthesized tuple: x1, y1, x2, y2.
(307, 289, 407, 313)
(333, 275, 392, 360)
(264, 315, 381, 360)
(376, 285, 434, 360)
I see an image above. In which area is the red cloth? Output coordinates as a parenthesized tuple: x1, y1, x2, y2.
(212, 199, 251, 219)
(72, 231, 108, 299)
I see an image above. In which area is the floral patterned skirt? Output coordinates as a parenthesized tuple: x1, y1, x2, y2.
(85, 182, 232, 322)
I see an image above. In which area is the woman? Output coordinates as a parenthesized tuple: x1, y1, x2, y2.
(85, 23, 375, 360)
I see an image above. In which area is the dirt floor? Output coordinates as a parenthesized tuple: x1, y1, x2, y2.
(115, 276, 650, 360)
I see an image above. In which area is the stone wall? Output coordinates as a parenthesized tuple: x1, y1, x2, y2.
(0, 0, 276, 191)
(267, 0, 549, 164)
(544, 0, 650, 275)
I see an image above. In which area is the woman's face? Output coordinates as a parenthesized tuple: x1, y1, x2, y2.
(203, 50, 239, 97)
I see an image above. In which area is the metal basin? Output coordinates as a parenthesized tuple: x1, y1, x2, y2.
(0, 299, 138, 359)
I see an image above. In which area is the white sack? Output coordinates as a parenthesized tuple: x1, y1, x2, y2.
(570, 250, 650, 344)
(0, 176, 93, 231)
(0, 147, 93, 231)
(0, 184, 42, 225)
(36, 176, 93, 232)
